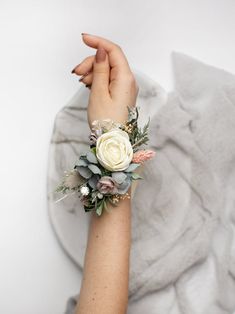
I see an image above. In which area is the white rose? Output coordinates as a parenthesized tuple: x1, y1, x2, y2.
(96, 129, 133, 171)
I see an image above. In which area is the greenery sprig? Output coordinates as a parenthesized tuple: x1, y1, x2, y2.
(55, 105, 155, 216)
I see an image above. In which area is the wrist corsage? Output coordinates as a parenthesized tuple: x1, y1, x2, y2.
(55, 105, 156, 216)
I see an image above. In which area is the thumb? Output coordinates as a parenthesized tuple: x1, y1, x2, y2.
(90, 45, 110, 100)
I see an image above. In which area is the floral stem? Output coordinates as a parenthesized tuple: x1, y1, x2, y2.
(132, 138, 146, 148)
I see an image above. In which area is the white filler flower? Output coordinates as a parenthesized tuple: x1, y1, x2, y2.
(80, 186, 89, 196)
(96, 129, 133, 171)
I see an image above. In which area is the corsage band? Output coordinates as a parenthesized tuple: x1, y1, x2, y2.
(55, 105, 156, 216)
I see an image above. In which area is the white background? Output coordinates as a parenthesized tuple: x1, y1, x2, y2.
(0, 0, 235, 313)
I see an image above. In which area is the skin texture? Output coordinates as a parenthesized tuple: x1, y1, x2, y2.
(75, 193, 132, 314)
(72, 33, 139, 127)
(72, 34, 139, 314)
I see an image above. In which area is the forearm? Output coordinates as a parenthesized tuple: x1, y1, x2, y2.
(75, 188, 132, 314)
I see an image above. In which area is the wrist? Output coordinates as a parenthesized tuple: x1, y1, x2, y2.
(55, 105, 156, 217)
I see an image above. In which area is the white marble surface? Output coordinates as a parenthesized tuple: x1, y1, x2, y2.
(1, 0, 235, 313)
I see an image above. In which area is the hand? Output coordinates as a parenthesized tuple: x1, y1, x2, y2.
(71, 34, 139, 129)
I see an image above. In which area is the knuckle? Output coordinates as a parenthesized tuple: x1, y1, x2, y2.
(79, 55, 94, 67)
(115, 43, 122, 51)
(81, 76, 91, 84)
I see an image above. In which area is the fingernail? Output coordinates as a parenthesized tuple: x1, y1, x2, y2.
(71, 64, 81, 74)
(81, 33, 91, 36)
(95, 46, 106, 63)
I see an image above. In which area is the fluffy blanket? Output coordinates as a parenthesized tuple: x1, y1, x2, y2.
(64, 52, 235, 314)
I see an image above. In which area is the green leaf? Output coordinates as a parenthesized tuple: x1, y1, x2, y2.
(88, 175, 100, 189)
(86, 151, 98, 164)
(55, 185, 64, 193)
(77, 166, 93, 179)
(131, 172, 143, 180)
(117, 179, 131, 194)
(103, 199, 110, 213)
(91, 146, 97, 154)
(75, 159, 88, 167)
(111, 171, 127, 184)
(80, 151, 88, 157)
(96, 201, 103, 216)
(127, 105, 139, 122)
(88, 164, 102, 175)
(124, 163, 140, 172)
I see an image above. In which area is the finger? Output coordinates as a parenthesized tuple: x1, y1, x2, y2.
(71, 55, 95, 75)
(79, 72, 93, 85)
(85, 84, 92, 90)
(81, 33, 135, 102)
(90, 45, 110, 101)
(81, 33, 132, 77)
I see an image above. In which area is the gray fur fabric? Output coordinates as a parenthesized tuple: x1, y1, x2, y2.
(62, 52, 235, 314)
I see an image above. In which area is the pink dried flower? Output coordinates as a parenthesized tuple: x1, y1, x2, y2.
(132, 150, 156, 164)
(96, 176, 119, 195)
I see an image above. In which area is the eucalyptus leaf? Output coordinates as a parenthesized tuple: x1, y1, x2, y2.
(111, 172, 127, 184)
(103, 200, 109, 212)
(96, 202, 103, 216)
(75, 159, 88, 167)
(77, 166, 93, 179)
(124, 163, 140, 173)
(131, 173, 143, 180)
(88, 175, 100, 189)
(117, 178, 131, 194)
(79, 151, 88, 157)
(86, 151, 98, 164)
(88, 164, 102, 175)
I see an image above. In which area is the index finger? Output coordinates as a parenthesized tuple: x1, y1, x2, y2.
(81, 33, 132, 75)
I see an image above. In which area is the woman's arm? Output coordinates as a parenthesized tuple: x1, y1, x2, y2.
(72, 33, 139, 314)
(75, 188, 131, 314)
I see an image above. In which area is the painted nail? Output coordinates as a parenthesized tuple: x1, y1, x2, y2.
(95, 46, 106, 63)
(71, 64, 81, 74)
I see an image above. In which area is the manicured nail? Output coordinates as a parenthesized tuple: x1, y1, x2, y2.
(71, 64, 81, 74)
(95, 46, 106, 63)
